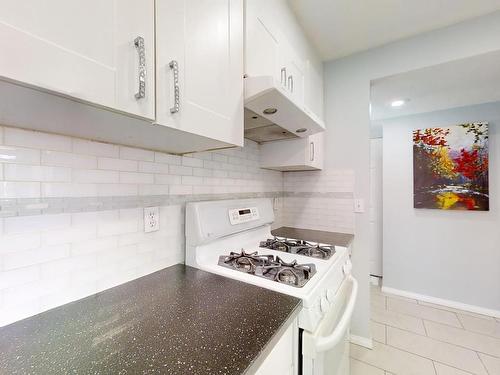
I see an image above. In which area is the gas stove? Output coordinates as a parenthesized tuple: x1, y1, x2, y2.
(186, 198, 352, 333)
(259, 236, 335, 260)
(218, 250, 316, 287)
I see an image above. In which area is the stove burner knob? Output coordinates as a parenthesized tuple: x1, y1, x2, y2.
(326, 289, 335, 302)
(320, 297, 330, 313)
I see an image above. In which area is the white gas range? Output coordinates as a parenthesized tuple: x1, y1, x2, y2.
(186, 198, 357, 375)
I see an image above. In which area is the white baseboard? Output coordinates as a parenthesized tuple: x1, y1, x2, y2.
(381, 286, 500, 318)
(350, 334, 373, 349)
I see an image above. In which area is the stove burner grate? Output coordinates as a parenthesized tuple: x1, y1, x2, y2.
(260, 237, 335, 260)
(218, 251, 316, 287)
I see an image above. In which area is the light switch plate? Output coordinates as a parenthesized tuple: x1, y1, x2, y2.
(354, 199, 365, 213)
(144, 207, 160, 232)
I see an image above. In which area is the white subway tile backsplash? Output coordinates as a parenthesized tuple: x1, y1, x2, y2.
(155, 152, 181, 165)
(0, 266, 39, 290)
(0, 181, 40, 198)
(4, 128, 72, 152)
(97, 184, 138, 197)
(182, 156, 203, 168)
(120, 146, 155, 162)
(169, 165, 192, 176)
(193, 167, 212, 177)
(138, 184, 170, 196)
(72, 139, 119, 158)
(0, 146, 40, 165)
(41, 226, 96, 246)
(4, 164, 71, 182)
(72, 169, 119, 184)
(2, 275, 70, 306)
(138, 161, 170, 174)
(3, 213, 71, 234)
(0, 126, 290, 327)
(169, 185, 193, 195)
(98, 157, 138, 172)
(119, 172, 154, 184)
(71, 237, 117, 256)
(0, 233, 41, 254)
(42, 150, 97, 169)
(3, 244, 70, 270)
(181, 175, 203, 185)
(42, 182, 98, 198)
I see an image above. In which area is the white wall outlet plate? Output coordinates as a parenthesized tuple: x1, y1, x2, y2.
(144, 207, 160, 233)
(354, 199, 365, 213)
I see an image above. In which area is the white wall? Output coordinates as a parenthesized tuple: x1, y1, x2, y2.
(323, 10, 500, 339)
(0, 126, 283, 326)
(383, 102, 500, 312)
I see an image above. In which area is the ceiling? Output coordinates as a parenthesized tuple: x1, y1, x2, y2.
(369, 50, 500, 135)
(288, 0, 500, 61)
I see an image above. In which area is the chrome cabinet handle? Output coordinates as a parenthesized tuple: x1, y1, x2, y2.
(281, 67, 287, 85)
(134, 36, 146, 100)
(310, 141, 315, 161)
(288, 75, 294, 92)
(169, 60, 180, 114)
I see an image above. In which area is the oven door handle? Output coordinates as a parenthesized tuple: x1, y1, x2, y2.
(305, 275, 358, 354)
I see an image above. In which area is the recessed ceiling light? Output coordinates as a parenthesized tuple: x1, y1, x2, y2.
(263, 108, 277, 115)
(296, 128, 307, 133)
(391, 99, 406, 107)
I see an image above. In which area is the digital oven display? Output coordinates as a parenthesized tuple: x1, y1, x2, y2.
(238, 209, 251, 215)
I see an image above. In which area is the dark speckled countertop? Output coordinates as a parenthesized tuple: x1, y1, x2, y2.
(272, 226, 354, 247)
(0, 264, 301, 374)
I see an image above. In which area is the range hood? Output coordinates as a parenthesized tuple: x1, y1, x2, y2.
(244, 75, 325, 143)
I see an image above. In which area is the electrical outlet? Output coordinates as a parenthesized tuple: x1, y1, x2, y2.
(353, 199, 365, 213)
(144, 207, 160, 233)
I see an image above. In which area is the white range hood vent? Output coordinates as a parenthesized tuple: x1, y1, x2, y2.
(244, 75, 325, 143)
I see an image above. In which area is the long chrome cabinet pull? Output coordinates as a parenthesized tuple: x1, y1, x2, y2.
(169, 60, 180, 113)
(134, 36, 146, 99)
(281, 67, 287, 86)
(310, 142, 315, 161)
(288, 75, 294, 92)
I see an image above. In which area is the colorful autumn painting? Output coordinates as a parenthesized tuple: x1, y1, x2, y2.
(413, 123, 489, 211)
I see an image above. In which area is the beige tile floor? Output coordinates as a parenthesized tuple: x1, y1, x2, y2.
(350, 285, 500, 375)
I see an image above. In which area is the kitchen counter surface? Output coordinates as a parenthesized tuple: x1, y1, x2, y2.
(0, 264, 301, 375)
(272, 226, 354, 247)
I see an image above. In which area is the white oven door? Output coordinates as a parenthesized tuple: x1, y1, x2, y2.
(302, 275, 358, 375)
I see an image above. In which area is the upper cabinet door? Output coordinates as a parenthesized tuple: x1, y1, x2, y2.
(304, 60, 324, 121)
(0, 0, 154, 119)
(156, 0, 244, 147)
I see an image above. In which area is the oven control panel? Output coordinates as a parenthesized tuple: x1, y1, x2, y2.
(228, 207, 260, 225)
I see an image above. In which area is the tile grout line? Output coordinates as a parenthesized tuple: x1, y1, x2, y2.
(422, 319, 500, 359)
(349, 356, 391, 373)
(431, 360, 438, 375)
(383, 341, 484, 375)
(476, 350, 491, 375)
(456, 312, 465, 329)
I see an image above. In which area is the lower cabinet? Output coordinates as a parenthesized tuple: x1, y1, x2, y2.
(255, 318, 298, 375)
(260, 132, 324, 171)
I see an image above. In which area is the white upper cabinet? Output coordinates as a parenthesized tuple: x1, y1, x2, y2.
(304, 59, 324, 121)
(260, 132, 324, 171)
(0, 0, 155, 120)
(156, 0, 244, 147)
(245, 0, 323, 123)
